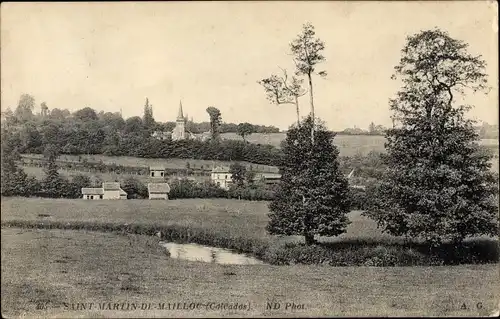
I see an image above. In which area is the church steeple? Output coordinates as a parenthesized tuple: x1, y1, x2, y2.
(177, 100, 184, 121)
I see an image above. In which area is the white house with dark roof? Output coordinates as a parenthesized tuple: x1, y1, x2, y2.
(82, 182, 127, 200)
(81, 188, 104, 200)
(211, 166, 233, 190)
(148, 183, 171, 200)
(149, 166, 165, 178)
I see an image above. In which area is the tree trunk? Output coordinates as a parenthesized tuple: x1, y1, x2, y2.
(308, 72, 315, 142)
(295, 96, 300, 126)
(304, 232, 315, 245)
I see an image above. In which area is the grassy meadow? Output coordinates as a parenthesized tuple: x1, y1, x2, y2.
(1, 228, 498, 317)
(0, 197, 400, 243)
(22, 154, 280, 173)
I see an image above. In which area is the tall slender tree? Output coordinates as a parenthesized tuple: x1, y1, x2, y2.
(206, 106, 222, 140)
(143, 98, 155, 130)
(290, 23, 327, 140)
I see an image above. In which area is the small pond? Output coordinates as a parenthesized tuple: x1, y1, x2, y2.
(159, 242, 264, 265)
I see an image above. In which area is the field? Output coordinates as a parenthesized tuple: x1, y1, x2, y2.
(21, 165, 210, 184)
(222, 133, 499, 156)
(0, 198, 391, 243)
(22, 154, 279, 173)
(222, 133, 388, 156)
(1, 197, 499, 317)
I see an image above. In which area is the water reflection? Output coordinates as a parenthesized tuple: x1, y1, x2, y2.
(159, 242, 264, 265)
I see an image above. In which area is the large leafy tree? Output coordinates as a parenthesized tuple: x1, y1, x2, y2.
(268, 116, 351, 245)
(236, 122, 255, 142)
(0, 128, 34, 196)
(206, 106, 222, 140)
(366, 29, 498, 246)
(229, 162, 246, 187)
(14, 94, 35, 123)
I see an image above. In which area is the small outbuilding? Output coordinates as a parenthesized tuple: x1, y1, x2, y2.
(148, 183, 171, 200)
(149, 166, 165, 178)
(81, 182, 128, 200)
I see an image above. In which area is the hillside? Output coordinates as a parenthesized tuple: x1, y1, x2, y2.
(222, 132, 499, 157)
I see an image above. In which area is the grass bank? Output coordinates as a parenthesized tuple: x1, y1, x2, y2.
(1, 197, 498, 266)
(2, 228, 499, 318)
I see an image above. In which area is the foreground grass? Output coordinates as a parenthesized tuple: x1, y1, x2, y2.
(2, 228, 498, 318)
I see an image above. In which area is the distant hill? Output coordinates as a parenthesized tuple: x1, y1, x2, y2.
(221, 132, 499, 158)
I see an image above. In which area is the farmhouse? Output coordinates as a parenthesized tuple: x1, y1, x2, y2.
(211, 166, 233, 190)
(148, 183, 171, 200)
(211, 167, 282, 189)
(81, 182, 127, 200)
(149, 166, 165, 178)
(254, 172, 281, 185)
(81, 188, 104, 200)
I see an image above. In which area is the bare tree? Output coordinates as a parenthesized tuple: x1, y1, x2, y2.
(258, 68, 307, 126)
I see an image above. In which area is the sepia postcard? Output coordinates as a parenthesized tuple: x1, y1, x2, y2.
(1, 1, 499, 318)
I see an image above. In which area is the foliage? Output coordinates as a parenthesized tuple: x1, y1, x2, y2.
(1, 128, 36, 196)
(268, 116, 351, 245)
(245, 170, 256, 185)
(40, 144, 67, 198)
(143, 98, 155, 131)
(122, 177, 148, 199)
(236, 122, 255, 142)
(366, 29, 498, 246)
(289, 22, 327, 122)
(258, 69, 307, 125)
(206, 106, 222, 140)
(229, 162, 246, 187)
(14, 94, 35, 123)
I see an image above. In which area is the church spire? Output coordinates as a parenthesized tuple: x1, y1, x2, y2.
(177, 100, 184, 121)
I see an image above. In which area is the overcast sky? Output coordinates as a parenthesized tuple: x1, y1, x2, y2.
(1, 1, 498, 130)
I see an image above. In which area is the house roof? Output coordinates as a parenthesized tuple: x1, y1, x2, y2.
(148, 183, 171, 194)
(102, 182, 121, 190)
(119, 188, 127, 195)
(150, 166, 165, 171)
(255, 173, 281, 179)
(81, 188, 104, 195)
(212, 166, 231, 173)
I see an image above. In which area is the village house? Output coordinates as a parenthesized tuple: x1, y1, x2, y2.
(151, 131, 171, 140)
(148, 183, 171, 199)
(211, 166, 233, 190)
(81, 182, 127, 200)
(81, 188, 104, 200)
(149, 166, 165, 178)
